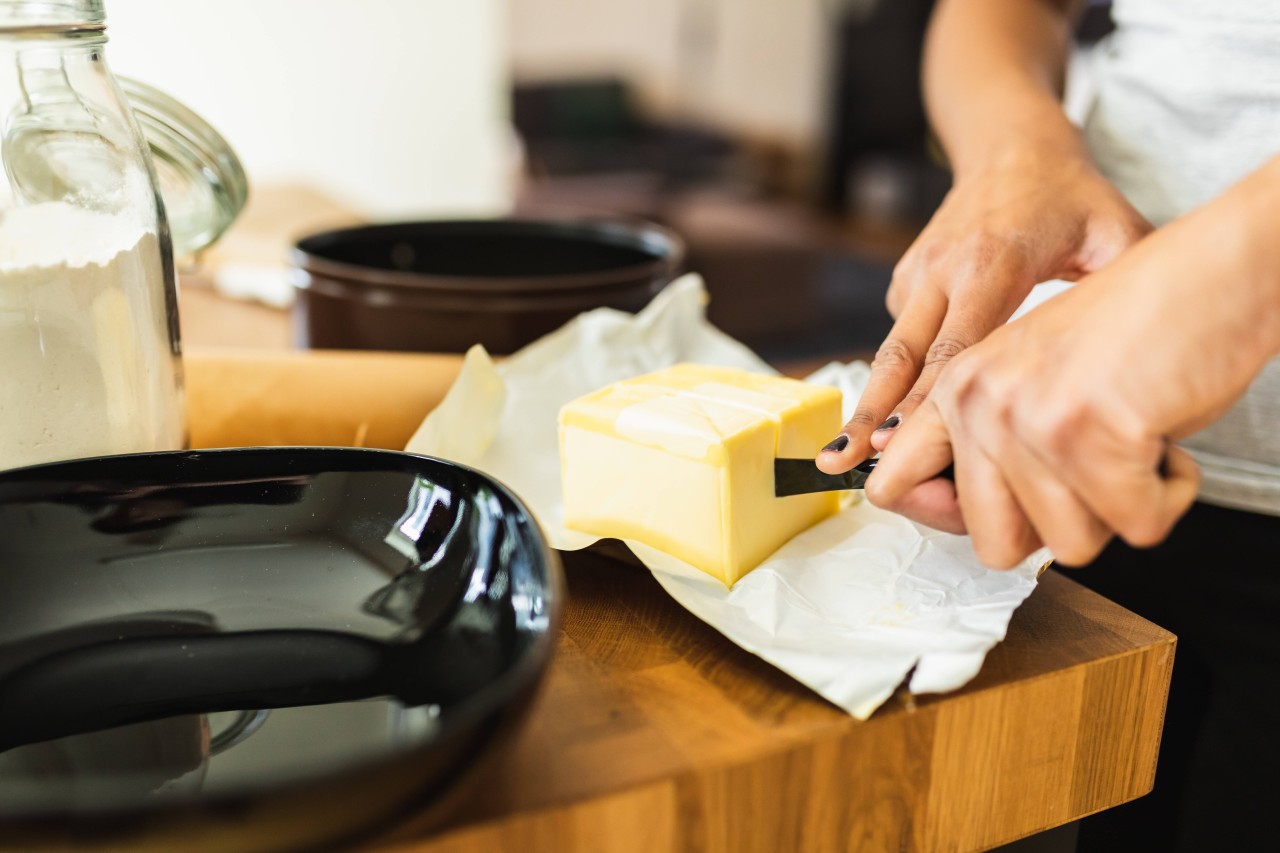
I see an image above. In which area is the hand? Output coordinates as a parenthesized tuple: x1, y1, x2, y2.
(863, 162, 1280, 568)
(817, 149, 1151, 473)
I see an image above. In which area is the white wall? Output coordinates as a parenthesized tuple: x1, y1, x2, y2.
(510, 0, 837, 150)
(104, 0, 512, 217)
(509, 0, 685, 113)
(704, 0, 832, 147)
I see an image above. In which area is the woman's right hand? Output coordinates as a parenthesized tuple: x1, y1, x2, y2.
(865, 154, 1280, 567)
(818, 146, 1151, 473)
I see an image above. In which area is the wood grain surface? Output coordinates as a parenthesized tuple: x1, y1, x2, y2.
(357, 556, 1172, 853)
(186, 350, 1176, 853)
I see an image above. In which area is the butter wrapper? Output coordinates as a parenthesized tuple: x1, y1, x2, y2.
(407, 275, 1047, 719)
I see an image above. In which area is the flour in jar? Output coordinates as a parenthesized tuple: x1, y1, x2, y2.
(0, 201, 184, 471)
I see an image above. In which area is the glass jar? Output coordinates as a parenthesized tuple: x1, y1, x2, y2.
(0, 1, 245, 471)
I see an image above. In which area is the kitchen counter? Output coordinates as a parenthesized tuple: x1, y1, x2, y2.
(176, 187, 1172, 850)
(187, 348, 1175, 853)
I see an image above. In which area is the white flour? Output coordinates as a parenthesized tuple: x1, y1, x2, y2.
(0, 202, 183, 471)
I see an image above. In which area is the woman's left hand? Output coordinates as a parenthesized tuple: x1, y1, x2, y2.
(865, 158, 1280, 568)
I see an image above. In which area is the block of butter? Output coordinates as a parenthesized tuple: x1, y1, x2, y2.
(558, 363, 843, 586)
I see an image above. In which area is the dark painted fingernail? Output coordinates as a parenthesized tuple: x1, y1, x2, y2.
(822, 434, 849, 453)
(875, 414, 901, 432)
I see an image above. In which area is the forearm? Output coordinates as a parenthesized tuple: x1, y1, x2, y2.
(923, 0, 1088, 178)
(1186, 155, 1280, 363)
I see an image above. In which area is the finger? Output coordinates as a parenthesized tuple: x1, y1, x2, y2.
(870, 279, 1030, 456)
(885, 245, 929, 319)
(1133, 445, 1200, 548)
(1030, 418, 1199, 550)
(995, 432, 1112, 567)
(953, 380, 1112, 566)
(882, 476, 966, 535)
(870, 384, 1040, 567)
(913, 296, 1017, 401)
(951, 436, 1043, 570)
(1094, 444, 1199, 549)
(885, 266, 910, 319)
(865, 407, 965, 532)
(817, 289, 946, 474)
(885, 264, 916, 318)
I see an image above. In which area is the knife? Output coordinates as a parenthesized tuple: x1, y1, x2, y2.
(774, 457, 954, 497)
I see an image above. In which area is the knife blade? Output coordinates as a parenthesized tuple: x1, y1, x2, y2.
(774, 458, 954, 497)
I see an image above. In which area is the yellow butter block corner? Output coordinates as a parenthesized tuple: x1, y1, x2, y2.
(558, 363, 843, 586)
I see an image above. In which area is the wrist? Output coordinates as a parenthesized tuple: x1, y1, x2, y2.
(941, 86, 1091, 181)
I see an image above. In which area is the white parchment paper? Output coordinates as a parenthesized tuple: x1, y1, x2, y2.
(407, 275, 1049, 718)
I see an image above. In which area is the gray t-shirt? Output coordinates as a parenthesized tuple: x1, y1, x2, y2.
(1083, 0, 1280, 514)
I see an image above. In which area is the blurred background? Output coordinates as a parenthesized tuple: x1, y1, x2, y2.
(105, 0, 1112, 366)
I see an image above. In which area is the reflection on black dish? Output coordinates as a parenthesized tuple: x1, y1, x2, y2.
(0, 449, 556, 816)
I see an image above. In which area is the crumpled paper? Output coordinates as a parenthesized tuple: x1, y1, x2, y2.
(407, 275, 1048, 718)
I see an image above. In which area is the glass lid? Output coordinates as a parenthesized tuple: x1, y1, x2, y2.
(2, 70, 248, 259)
(118, 77, 249, 259)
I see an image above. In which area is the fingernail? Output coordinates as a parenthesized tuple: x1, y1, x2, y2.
(875, 414, 901, 432)
(822, 434, 849, 453)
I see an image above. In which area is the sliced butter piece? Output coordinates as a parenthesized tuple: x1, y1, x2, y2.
(558, 363, 842, 586)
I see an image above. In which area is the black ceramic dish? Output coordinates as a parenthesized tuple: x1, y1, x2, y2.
(0, 448, 561, 853)
(292, 218, 685, 355)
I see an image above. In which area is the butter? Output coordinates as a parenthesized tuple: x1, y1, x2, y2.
(559, 364, 842, 586)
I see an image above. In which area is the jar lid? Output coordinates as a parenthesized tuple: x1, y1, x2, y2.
(118, 77, 249, 259)
(3, 74, 248, 259)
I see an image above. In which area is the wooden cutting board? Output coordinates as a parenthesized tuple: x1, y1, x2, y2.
(186, 348, 1175, 853)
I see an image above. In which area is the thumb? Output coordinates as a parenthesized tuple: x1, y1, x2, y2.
(865, 400, 955, 507)
(866, 401, 964, 534)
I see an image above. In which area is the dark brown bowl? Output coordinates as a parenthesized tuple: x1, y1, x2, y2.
(291, 218, 685, 355)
